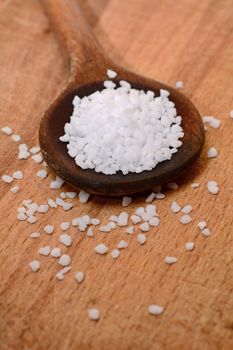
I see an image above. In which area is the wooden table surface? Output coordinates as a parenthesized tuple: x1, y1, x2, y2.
(1, 0, 233, 349)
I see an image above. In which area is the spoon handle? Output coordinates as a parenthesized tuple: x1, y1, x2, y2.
(41, 0, 109, 83)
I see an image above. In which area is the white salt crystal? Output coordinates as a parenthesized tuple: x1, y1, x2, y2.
(191, 183, 200, 188)
(75, 271, 85, 283)
(60, 222, 70, 230)
(27, 216, 37, 224)
(155, 193, 165, 199)
(201, 228, 211, 237)
(30, 146, 40, 154)
(111, 249, 120, 259)
(88, 308, 100, 321)
(140, 222, 150, 232)
(207, 147, 218, 159)
(109, 221, 117, 229)
(50, 176, 64, 190)
(122, 196, 132, 207)
(59, 234, 72, 247)
(180, 214, 192, 224)
(167, 182, 178, 190)
(56, 197, 64, 206)
(60, 192, 66, 199)
(117, 212, 128, 226)
(1, 126, 12, 135)
(11, 185, 19, 193)
(87, 227, 94, 237)
(19, 143, 28, 151)
(66, 192, 77, 198)
(60, 266, 71, 274)
(117, 240, 128, 249)
(175, 81, 184, 89)
(56, 272, 64, 280)
(229, 110, 233, 119)
(185, 242, 195, 251)
(148, 304, 164, 315)
(38, 246, 51, 256)
(48, 199, 57, 208)
(131, 215, 141, 224)
(44, 224, 54, 234)
(29, 260, 40, 272)
(137, 233, 146, 245)
(62, 202, 73, 211)
(12, 170, 23, 179)
(145, 192, 156, 203)
(95, 243, 108, 254)
(99, 224, 111, 232)
(79, 190, 90, 203)
(11, 134, 21, 142)
(107, 69, 117, 78)
(17, 213, 27, 221)
(32, 154, 43, 163)
(17, 207, 25, 213)
(78, 219, 87, 232)
(164, 256, 177, 264)
(51, 247, 61, 258)
(207, 180, 219, 194)
(203, 116, 221, 129)
(91, 218, 100, 225)
(37, 204, 49, 213)
(2, 175, 13, 183)
(149, 217, 160, 227)
(18, 150, 30, 159)
(197, 221, 206, 230)
(36, 169, 48, 179)
(30, 232, 40, 238)
(181, 205, 192, 214)
(81, 215, 91, 225)
(126, 226, 134, 234)
(170, 201, 181, 213)
(109, 215, 118, 222)
(58, 254, 71, 266)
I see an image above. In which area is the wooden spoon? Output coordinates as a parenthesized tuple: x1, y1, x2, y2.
(39, 0, 205, 196)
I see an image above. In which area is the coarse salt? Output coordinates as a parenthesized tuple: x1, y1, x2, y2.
(66, 192, 77, 198)
(131, 214, 141, 224)
(207, 147, 218, 159)
(117, 240, 128, 249)
(111, 249, 120, 259)
(197, 221, 207, 230)
(140, 222, 150, 232)
(48, 199, 57, 208)
(164, 256, 177, 264)
(107, 69, 117, 78)
(11, 134, 21, 142)
(56, 272, 64, 281)
(122, 196, 132, 207)
(229, 110, 233, 119)
(87, 227, 94, 237)
(203, 116, 221, 129)
(1, 126, 12, 135)
(181, 205, 192, 214)
(29, 260, 40, 272)
(32, 154, 43, 163)
(185, 242, 195, 251)
(180, 214, 192, 224)
(155, 193, 165, 199)
(191, 183, 200, 188)
(145, 192, 156, 203)
(91, 218, 100, 226)
(60, 222, 70, 230)
(30, 146, 40, 154)
(170, 201, 181, 213)
(62, 202, 73, 211)
(148, 304, 164, 316)
(2, 175, 13, 183)
(37, 204, 49, 213)
(126, 226, 134, 234)
(95, 243, 108, 254)
(51, 247, 61, 258)
(79, 190, 90, 203)
(117, 212, 128, 226)
(207, 181, 219, 194)
(75, 271, 85, 283)
(175, 81, 184, 89)
(11, 185, 19, 193)
(30, 232, 40, 238)
(36, 169, 48, 179)
(59, 234, 72, 247)
(17, 213, 27, 221)
(88, 308, 100, 321)
(12, 170, 23, 179)
(58, 254, 71, 266)
(201, 228, 211, 237)
(38, 246, 51, 256)
(137, 233, 146, 245)
(149, 217, 160, 227)
(27, 216, 37, 224)
(44, 224, 54, 234)
(50, 176, 64, 190)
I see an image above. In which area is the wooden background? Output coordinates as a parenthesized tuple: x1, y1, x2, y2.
(1, 0, 233, 349)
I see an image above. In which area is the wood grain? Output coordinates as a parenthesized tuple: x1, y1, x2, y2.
(0, 0, 233, 349)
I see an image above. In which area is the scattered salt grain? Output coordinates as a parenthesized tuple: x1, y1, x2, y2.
(29, 260, 40, 272)
(140, 222, 150, 232)
(99, 224, 112, 232)
(17, 213, 27, 221)
(59, 234, 72, 247)
(109, 215, 118, 222)
(88, 308, 100, 321)
(37, 204, 49, 213)
(207, 147, 218, 159)
(175, 81, 184, 89)
(66, 192, 77, 198)
(60, 266, 71, 274)
(197, 221, 206, 230)
(36, 169, 48, 179)
(137, 233, 147, 245)
(2, 174, 13, 183)
(149, 217, 160, 227)
(11, 134, 21, 142)
(44, 224, 54, 234)
(117, 240, 128, 249)
(181, 205, 192, 214)
(107, 69, 117, 78)
(111, 249, 120, 259)
(11, 185, 19, 193)
(131, 214, 141, 224)
(145, 192, 156, 203)
(122, 196, 132, 207)
(229, 110, 233, 119)
(180, 214, 192, 224)
(22, 199, 32, 205)
(170, 201, 181, 213)
(50, 176, 64, 190)
(155, 193, 165, 199)
(27, 216, 37, 224)
(167, 182, 178, 190)
(1, 126, 12, 135)
(75, 271, 85, 283)
(201, 228, 211, 237)
(117, 212, 128, 226)
(12, 170, 23, 180)
(38, 246, 51, 256)
(126, 226, 134, 234)
(32, 154, 43, 163)
(51, 248, 61, 258)
(191, 183, 200, 188)
(207, 180, 219, 194)
(148, 304, 164, 316)
(30, 146, 40, 154)
(109, 221, 117, 229)
(56, 197, 64, 206)
(58, 254, 71, 266)
(56, 272, 64, 281)
(60, 222, 70, 231)
(185, 242, 195, 251)
(79, 190, 90, 203)
(95, 243, 108, 254)
(48, 199, 57, 208)
(62, 202, 73, 211)
(60, 192, 66, 199)
(91, 218, 100, 225)
(30, 232, 40, 238)
(203, 116, 221, 129)
(87, 227, 94, 237)
(165, 256, 177, 264)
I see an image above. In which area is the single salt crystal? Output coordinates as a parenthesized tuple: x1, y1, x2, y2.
(201, 228, 211, 237)
(27, 203, 38, 211)
(29, 260, 40, 272)
(95, 243, 108, 254)
(17, 207, 26, 213)
(197, 221, 206, 230)
(11, 185, 19, 193)
(75, 271, 85, 283)
(44, 224, 54, 234)
(2, 175, 13, 183)
(17, 213, 27, 221)
(12, 170, 23, 179)
(137, 233, 146, 245)
(109, 215, 118, 222)
(207, 180, 219, 194)
(203, 116, 221, 129)
(145, 192, 156, 203)
(180, 214, 192, 224)
(148, 304, 164, 316)
(107, 69, 117, 78)
(167, 182, 178, 190)
(111, 249, 120, 259)
(58, 254, 71, 266)
(207, 147, 218, 159)
(79, 190, 90, 203)
(66, 192, 77, 198)
(88, 308, 100, 321)
(62, 202, 73, 211)
(18, 150, 30, 159)
(22, 199, 32, 205)
(30, 232, 40, 238)
(60, 266, 71, 274)
(60, 222, 70, 230)
(81, 215, 91, 225)
(131, 214, 141, 224)
(149, 217, 160, 227)
(36, 169, 48, 179)
(175, 81, 184, 89)
(170, 201, 181, 213)
(19, 143, 28, 151)
(164, 256, 177, 264)
(229, 110, 233, 119)
(30, 146, 40, 154)
(48, 198, 57, 208)
(38, 246, 50, 256)
(117, 240, 128, 249)
(117, 212, 128, 226)
(32, 154, 43, 163)
(91, 218, 100, 225)
(87, 227, 94, 237)
(56, 197, 64, 206)
(181, 205, 192, 214)
(51, 247, 61, 258)
(155, 193, 165, 199)
(1, 126, 12, 135)
(109, 221, 117, 229)
(122, 196, 132, 207)
(59, 234, 72, 247)
(103, 80, 116, 89)
(126, 226, 134, 234)
(140, 222, 150, 232)
(37, 204, 49, 213)
(11, 134, 21, 142)
(50, 176, 64, 189)
(27, 216, 37, 224)
(60, 192, 66, 199)
(185, 242, 195, 251)
(99, 224, 112, 232)
(56, 272, 64, 280)
(191, 183, 200, 188)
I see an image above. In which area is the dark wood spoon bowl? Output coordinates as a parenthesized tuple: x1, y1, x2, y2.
(39, 0, 205, 196)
